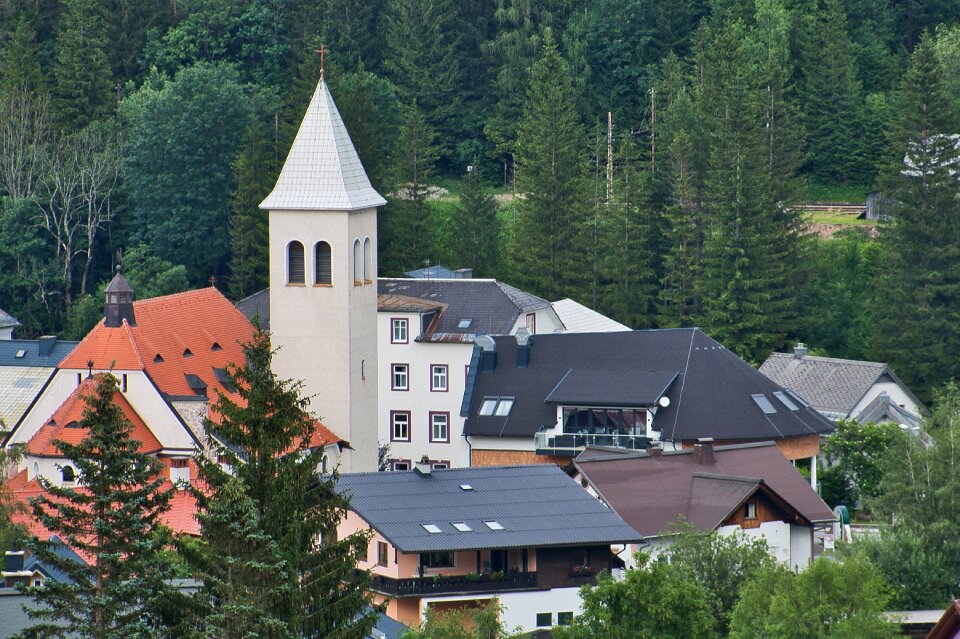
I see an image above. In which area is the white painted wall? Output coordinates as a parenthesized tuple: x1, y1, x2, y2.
(419, 586, 583, 634)
(507, 306, 565, 336)
(790, 523, 813, 571)
(850, 381, 922, 422)
(268, 207, 379, 472)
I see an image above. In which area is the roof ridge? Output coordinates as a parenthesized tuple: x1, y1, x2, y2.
(122, 320, 146, 369)
(692, 472, 763, 483)
(134, 286, 220, 308)
(320, 81, 350, 201)
(767, 352, 888, 368)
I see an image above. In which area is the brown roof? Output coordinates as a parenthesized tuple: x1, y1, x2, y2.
(377, 293, 445, 313)
(927, 600, 960, 639)
(572, 441, 835, 537)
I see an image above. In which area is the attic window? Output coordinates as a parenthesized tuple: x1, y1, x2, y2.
(154, 354, 164, 363)
(751, 394, 778, 415)
(452, 522, 472, 532)
(421, 524, 442, 534)
(459, 484, 473, 491)
(15, 349, 25, 358)
(183, 349, 193, 358)
(772, 391, 799, 412)
(211, 342, 222, 351)
(494, 398, 514, 416)
(65, 421, 81, 429)
(213, 367, 236, 392)
(185, 374, 207, 396)
(47, 419, 55, 428)
(457, 319, 472, 329)
(479, 397, 514, 417)
(479, 399, 498, 416)
(484, 520, 505, 531)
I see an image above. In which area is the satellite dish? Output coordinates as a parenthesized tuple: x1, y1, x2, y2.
(658, 396, 671, 408)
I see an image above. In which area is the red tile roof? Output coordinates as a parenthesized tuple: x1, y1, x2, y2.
(26, 376, 162, 457)
(60, 287, 253, 403)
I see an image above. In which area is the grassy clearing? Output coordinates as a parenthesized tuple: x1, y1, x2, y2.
(804, 211, 874, 226)
(799, 181, 872, 203)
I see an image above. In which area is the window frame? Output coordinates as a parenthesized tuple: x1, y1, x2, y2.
(390, 411, 411, 442)
(391, 460, 411, 471)
(391, 363, 409, 391)
(420, 551, 455, 568)
(391, 318, 409, 344)
(377, 541, 389, 567)
(430, 364, 449, 392)
(353, 238, 363, 285)
(525, 312, 537, 334)
(745, 501, 758, 520)
(363, 237, 373, 284)
(286, 240, 305, 285)
(429, 411, 450, 443)
(314, 240, 332, 286)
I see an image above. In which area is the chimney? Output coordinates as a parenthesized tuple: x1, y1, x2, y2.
(454, 268, 473, 279)
(693, 438, 715, 465)
(104, 266, 136, 328)
(793, 342, 807, 359)
(4, 550, 25, 574)
(515, 328, 531, 369)
(414, 455, 432, 476)
(476, 335, 497, 373)
(37, 335, 57, 357)
(647, 445, 662, 459)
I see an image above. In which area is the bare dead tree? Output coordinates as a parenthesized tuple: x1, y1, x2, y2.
(0, 87, 50, 199)
(75, 125, 122, 296)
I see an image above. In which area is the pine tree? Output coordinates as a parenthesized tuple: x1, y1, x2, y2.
(869, 36, 960, 401)
(0, 17, 46, 95)
(445, 166, 500, 276)
(16, 374, 174, 639)
(190, 328, 377, 638)
(379, 102, 439, 275)
(511, 34, 589, 301)
(52, 0, 114, 130)
(228, 122, 277, 300)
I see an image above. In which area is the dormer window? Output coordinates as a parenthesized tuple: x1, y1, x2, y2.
(183, 349, 193, 358)
(211, 342, 222, 351)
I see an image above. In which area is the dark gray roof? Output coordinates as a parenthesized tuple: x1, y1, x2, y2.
(405, 265, 469, 279)
(463, 329, 835, 442)
(759, 352, 923, 418)
(857, 392, 922, 429)
(573, 441, 836, 537)
(368, 607, 408, 639)
(337, 465, 642, 553)
(545, 369, 677, 406)
(377, 278, 550, 341)
(104, 270, 133, 293)
(0, 339, 77, 368)
(235, 289, 270, 330)
(0, 308, 19, 330)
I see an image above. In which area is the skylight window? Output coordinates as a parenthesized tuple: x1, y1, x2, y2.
(458, 319, 472, 329)
(785, 389, 809, 407)
(15, 350, 25, 358)
(479, 397, 514, 417)
(459, 484, 473, 491)
(452, 522, 472, 532)
(773, 391, 799, 412)
(422, 524, 442, 534)
(751, 394, 778, 415)
(484, 521, 505, 531)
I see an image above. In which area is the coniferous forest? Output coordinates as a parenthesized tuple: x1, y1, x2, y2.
(2, 0, 960, 399)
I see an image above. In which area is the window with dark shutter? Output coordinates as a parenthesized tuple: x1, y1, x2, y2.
(287, 241, 305, 284)
(315, 241, 332, 285)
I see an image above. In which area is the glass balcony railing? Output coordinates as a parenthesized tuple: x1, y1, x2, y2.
(535, 431, 652, 456)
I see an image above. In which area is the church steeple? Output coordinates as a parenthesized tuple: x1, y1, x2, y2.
(104, 266, 135, 327)
(259, 78, 385, 212)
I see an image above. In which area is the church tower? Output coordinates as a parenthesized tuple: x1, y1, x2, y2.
(260, 76, 385, 472)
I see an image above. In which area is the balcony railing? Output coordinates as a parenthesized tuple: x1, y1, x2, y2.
(535, 431, 652, 456)
(370, 571, 538, 596)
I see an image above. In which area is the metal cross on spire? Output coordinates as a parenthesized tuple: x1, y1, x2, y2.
(315, 43, 329, 80)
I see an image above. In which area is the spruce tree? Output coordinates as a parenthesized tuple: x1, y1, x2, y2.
(380, 103, 439, 275)
(190, 328, 377, 638)
(446, 166, 500, 277)
(869, 36, 960, 401)
(511, 34, 589, 301)
(52, 0, 113, 130)
(228, 122, 277, 300)
(16, 374, 174, 639)
(0, 17, 46, 95)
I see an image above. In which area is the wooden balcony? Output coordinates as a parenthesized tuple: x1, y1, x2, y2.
(369, 571, 538, 597)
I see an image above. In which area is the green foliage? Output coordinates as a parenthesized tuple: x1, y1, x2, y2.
(0, 17, 45, 95)
(553, 553, 717, 639)
(443, 167, 501, 277)
(124, 62, 255, 285)
(729, 555, 900, 639)
(401, 599, 522, 639)
(662, 524, 777, 635)
(510, 34, 589, 301)
(16, 374, 175, 638)
(821, 419, 907, 509)
(186, 328, 377, 638)
(53, 0, 114, 130)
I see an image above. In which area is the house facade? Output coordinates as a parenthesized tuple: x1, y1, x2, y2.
(759, 344, 925, 429)
(336, 464, 641, 632)
(571, 440, 836, 571)
(462, 329, 835, 480)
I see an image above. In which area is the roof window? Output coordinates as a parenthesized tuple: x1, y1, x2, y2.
(458, 319, 472, 329)
(185, 374, 207, 397)
(153, 353, 164, 363)
(183, 348, 193, 358)
(15, 349, 25, 358)
(751, 394, 778, 415)
(452, 522, 472, 532)
(785, 389, 809, 407)
(422, 524, 442, 534)
(484, 521, 505, 531)
(211, 342, 222, 351)
(479, 397, 514, 417)
(459, 484, 473, 491)
(773, 391, 799, 412)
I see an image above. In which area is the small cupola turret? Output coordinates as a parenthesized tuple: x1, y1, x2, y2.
(104, 266, 136, 327)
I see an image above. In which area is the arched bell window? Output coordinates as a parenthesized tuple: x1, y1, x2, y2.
(287, 241, 305, 284)
(353, 239, 362, 284)
(62, 465, 76, 483)
(315, 241, 332, 285)
(363, 237, 373, 283)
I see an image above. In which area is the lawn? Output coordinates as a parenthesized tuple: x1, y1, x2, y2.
(799, 181, 872, 204)
(804, 211, 874, 226)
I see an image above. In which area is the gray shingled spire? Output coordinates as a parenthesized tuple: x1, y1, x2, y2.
(259, 79, 386, 211)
